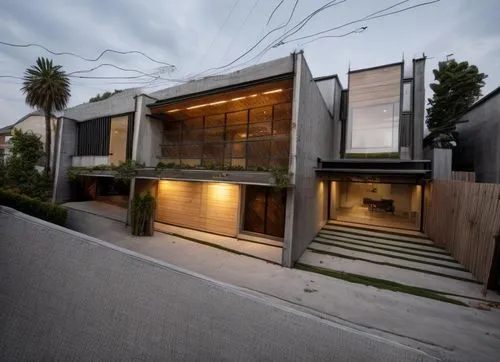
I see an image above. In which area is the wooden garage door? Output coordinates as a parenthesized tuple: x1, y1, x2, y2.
(156, 181, 240, 236)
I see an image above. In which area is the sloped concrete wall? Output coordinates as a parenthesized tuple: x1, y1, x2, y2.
(0, 207, 434, 362)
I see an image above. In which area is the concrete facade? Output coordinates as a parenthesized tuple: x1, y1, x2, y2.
(283, 53, 333, 267)
(454, 87, 500, 183)
(53, 117, 78, 203)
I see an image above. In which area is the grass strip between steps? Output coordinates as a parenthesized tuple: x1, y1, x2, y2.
(319, 231, 449, 255)
(310, 243, 465, 271)
(314, 238, 459, 264)
(324, 225, 439, 247)
(306, 248, 479, 284)
(328, 221, 430, 240)
(296, 263, 468, 307)
(157, 230, 281, 265)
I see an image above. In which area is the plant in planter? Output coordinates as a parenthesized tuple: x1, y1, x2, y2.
(131, 191, 156, 236)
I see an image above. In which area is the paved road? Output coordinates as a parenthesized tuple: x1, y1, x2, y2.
(0, 207, 435, 361)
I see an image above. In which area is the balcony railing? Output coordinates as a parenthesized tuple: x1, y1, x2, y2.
(72, 155, 110, 167)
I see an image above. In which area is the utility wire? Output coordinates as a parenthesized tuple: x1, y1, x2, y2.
(187, 0, 301, 79)
(267, 0, 286, 25)
(279, 0, 439, 45)
(0, 40, 175, 67)
(300, 26, 367, 45)
(196, 0, 242, 67)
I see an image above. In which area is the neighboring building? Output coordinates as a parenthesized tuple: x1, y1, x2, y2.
(53, 52, 431, 267)
(0, 110, 59, 167)
(453, 87, 500, 183)
(0, 125, 12, 161)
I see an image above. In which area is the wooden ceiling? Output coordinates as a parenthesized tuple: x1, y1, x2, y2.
(151, 79, 293, 121)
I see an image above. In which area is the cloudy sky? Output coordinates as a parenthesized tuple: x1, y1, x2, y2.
(0, 0, 498, 127)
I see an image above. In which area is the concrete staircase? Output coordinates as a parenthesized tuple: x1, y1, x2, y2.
(297, 220, 496, 301)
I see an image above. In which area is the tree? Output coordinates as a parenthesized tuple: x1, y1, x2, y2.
(6, 129, 51, 199)
(89, 89, 122, 103)
(21, 57, 71, 176)
(424, 59, 487, 148)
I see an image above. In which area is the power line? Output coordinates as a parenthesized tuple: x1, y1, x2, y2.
(278, 0, 439, 45)
(187, 0, 301, 80)
(300, 26, 367, 46)
(267, 0, 286, 25)
(220, 0, 261, 62)
(196, 0, 242, 67)
(0, 40, 175, 67)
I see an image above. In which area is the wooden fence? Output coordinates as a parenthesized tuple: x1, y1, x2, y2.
(424, 180, 500, 292)
(451, 171, 476, 182)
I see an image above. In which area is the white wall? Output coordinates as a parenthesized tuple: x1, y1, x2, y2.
(14, 115, 57, 167)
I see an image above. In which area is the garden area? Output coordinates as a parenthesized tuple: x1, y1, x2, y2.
(0, 129, 67, 226)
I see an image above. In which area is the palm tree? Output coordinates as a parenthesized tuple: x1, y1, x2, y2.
(22, 57, 70, 176)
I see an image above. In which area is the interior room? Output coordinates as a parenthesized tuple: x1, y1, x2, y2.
(330, 181, 422, 230)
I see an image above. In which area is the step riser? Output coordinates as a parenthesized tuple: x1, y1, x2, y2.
(324, 225, 434, 245)
(314, 237, 456, 262)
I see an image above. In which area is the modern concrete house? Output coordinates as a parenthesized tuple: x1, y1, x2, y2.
(453, 86, 500, 183)
(53, 52, 431, 267)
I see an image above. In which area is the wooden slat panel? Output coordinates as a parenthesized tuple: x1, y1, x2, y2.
(156, 180, 240, 236)
(424, 180, 500, 291)
(349, 65, 401, 107)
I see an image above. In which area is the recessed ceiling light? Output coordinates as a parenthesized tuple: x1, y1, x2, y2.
(167, 109, 180, 113)
(209, 100, 227, 106)
(231, 96, 246, 101)
(262, 89, 283, 95)
(187, 103, 209, 109)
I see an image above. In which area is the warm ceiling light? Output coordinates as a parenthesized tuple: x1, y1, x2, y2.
(187, 103, 209, 110)
(209, 100, 227, 106)
(262, 89, 283, 95)
(167, 109, 181, 113)
(249, 94, 258, 98)
(231, 96, 246, 101)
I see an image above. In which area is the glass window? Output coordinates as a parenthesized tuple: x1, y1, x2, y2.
(182, 128, 203, 144)
(204, 127, 224, 142)
(164, 121, 181, 144)
(226, 110, 247, 126)
(225, 125, 247, 141)
(247, 140, 271, 167)
(248, 122, 271, 138)
(272, 119, 290, 136)
(205, 114, 225, 128)
(250, 106, 272, 123)
(273, 103, 292, 121)
(402, 82, 412, 112)
(349, 103, 399, 153)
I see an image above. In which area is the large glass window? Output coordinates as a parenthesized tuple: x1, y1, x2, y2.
(348, 103, 399, 154)
(161, 102, 291, 169)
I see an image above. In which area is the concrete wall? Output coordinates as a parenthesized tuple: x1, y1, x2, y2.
(53, 117, 78, 203)
(136, 95, 163, 167)
(150, 56, 295, 101)
(283, 53, 334, 266)
(412, 58, 426, 160)
(455, 90, 500, 183)
(425, 148, 452, 180)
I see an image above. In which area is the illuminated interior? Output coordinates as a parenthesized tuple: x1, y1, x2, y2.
(331, 181, 421, 230)
(151, 79, 293, 169)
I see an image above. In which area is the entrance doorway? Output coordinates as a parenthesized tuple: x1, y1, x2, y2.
(330, 181, 422, 230)
(244, 186, 286, 238)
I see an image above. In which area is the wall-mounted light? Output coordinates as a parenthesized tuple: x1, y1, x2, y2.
(262, 89, 283, 95)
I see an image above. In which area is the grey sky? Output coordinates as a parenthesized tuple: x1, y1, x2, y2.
(0, 0, 499, 127)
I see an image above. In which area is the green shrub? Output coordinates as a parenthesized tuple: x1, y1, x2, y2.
(0, 188, 67, 226)
(131, 191, 156, 236)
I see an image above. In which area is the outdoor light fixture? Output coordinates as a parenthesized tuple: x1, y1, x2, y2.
(262, 89, 283, 95)
(249, 94, 258, 97)
(167, 109, 180, 113)
(231, 96, 246, 101)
